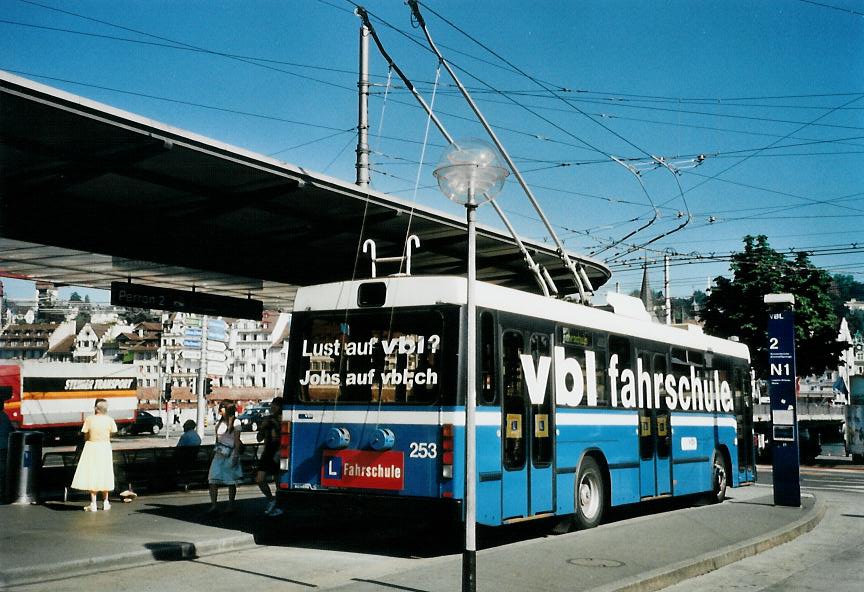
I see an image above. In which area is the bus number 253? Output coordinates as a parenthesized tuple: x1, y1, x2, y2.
(409, 442, 437, 459)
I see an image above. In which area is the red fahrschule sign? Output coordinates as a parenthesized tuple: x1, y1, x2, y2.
(321, 450, 405, 491)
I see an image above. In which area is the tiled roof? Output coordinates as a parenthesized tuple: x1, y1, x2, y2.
(0, 323, 58, 335)
(116, 333, 144, 343)
(89, 323, 111, 338)
(126, 343, 158, 352)
(49, 335, 76, 353)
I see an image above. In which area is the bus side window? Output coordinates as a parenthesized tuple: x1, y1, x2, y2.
(480, 311, 496, 405)
(709, 355, 732, 413)
(559, 326, 608, 407)
(653, 353, 669, 407)
(638, 352, 653, 460)
(653, 352, 671, 458)
(609, 335, 632, 380)
(594, 333, 609, 407)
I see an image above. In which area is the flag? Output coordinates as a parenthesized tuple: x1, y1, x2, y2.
(832, 375, 848, 395)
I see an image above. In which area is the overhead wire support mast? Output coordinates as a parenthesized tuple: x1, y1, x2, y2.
(355, 6, 553, 297)
(356, 19, 371, 187)
(406, 0, 592, 303)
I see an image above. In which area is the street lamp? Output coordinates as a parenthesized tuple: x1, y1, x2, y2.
(433, 139, 508, 592)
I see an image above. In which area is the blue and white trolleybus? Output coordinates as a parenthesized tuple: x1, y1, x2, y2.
(277, 275, 756, 528)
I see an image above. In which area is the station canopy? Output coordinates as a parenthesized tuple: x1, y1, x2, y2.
(0, 71, 610, 313)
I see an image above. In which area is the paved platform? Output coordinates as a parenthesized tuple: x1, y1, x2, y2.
(0, 486, 264, 588)
(0, 484, 824, 591)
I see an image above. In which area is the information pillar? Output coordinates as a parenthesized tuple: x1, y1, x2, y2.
(766, 307, 801, 507)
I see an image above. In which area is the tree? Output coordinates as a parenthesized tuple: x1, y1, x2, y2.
(830, 274, 864, 334)
(702, 235, 844, 379)
(69, 292, 82, 302)
(119, 308, 158, 325)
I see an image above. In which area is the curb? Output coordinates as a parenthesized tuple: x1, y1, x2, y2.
(0, 531, 257, 588)
(591, 496, 826, 592)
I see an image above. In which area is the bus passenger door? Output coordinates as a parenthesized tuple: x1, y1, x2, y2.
(500, 328, 554, 520)
(528, 333, 554, 516)
(502, 330, 528, 519)
(638, 351, 672, 498)
(735, 366, 756, 482)
(653, 353, 672, 495)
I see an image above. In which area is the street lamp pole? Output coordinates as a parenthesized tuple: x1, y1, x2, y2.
(463, 186, 478, 590)
(434, 140, 507, 592)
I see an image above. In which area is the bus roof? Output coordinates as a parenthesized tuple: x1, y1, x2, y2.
(293, 276, 750, 361)
(0, 361, 139, 378)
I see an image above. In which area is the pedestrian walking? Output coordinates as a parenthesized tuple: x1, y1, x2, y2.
(256, 397, 283, 516)
(207, 401, 242, 514)
(70, 398, 117, 511)
(0, 398, 17, 503)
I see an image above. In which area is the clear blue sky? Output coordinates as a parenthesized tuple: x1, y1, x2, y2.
(2, 0, 863, 302)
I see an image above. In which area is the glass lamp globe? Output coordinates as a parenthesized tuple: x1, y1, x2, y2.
(433, 139, 508, 205)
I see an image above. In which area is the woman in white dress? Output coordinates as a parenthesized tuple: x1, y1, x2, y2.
(207, 401, 243, 513)
(71, 398, 117, 512)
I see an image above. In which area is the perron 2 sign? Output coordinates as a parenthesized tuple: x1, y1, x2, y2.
(111, 281, 262, 320)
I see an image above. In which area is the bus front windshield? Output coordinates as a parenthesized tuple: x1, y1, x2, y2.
(289, 308, 455, 405)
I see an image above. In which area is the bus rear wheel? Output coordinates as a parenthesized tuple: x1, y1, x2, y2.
(708, 449, 728, 504)
(574, 457, 605, 529)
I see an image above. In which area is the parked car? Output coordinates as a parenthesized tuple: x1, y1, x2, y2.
(121, 410, 164, 435)
(238, 404, 270, 432)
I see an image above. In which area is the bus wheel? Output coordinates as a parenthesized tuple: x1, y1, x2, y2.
(709, 450, 728, 504)
(575, 457, 604, 529)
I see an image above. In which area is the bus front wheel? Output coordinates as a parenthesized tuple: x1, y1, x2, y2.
(574, 457, 605, 529)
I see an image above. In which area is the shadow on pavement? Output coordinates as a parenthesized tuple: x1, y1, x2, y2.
(136, 497, 462, 558)
(143, 541, 199, 561)
(134, 490, 738, 560)
(42, 500, 92, 512)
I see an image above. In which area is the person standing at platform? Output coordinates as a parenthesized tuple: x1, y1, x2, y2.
(256, 397, 283, 516)
(71, 398, 117, 512)
(207, 401, 242, 514)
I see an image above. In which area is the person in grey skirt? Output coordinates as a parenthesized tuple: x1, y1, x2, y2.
(207, 401, 242, 514)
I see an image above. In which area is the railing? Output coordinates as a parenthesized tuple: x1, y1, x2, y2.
(754, 401, 846, 422)
(41, 443, 263, 500)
